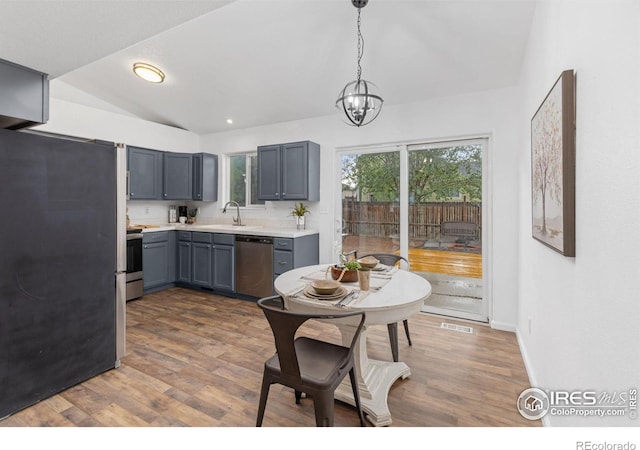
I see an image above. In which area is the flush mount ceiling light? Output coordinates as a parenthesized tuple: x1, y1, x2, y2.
(132, 62, 165, 83)
(335, 0, 383, 127)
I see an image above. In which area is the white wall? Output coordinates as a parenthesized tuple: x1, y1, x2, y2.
(200, 86, 522, 328)
(34, 95, 201, 224)
(517, 1, 640, 426)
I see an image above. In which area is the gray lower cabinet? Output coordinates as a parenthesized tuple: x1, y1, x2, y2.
(257, 141, 320, 201)
(128, 146, 163, 200)
(175, 231, 234, 291)
(142, 230, 314, 296)
(191, 232, 213, 288)
(273, 234, 319, 282)
(143, 231, 176, 290)
(177, 231, 192, 283)
(212, 234, 235, 291)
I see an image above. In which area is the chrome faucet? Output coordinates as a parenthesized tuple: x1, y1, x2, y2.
(222, 201, 243, 226)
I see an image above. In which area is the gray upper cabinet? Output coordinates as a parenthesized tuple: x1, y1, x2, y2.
(163, 152, 192, 200)
(257, 141, 320, 201)
(192, 153, 218, 201)
(257, 144, 280, 201)
(128, 147, 218, 201)
(128, 146, 163, 200)
(0, 58, 49, 130)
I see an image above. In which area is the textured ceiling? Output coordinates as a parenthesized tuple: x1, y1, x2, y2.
(0, 0, 536, 134)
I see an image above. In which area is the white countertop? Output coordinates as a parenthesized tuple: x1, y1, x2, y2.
(133, 223, 318, 239)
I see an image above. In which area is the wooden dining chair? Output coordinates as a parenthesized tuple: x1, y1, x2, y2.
(256, 295, 366, 427)
(359, 253, 412, 363)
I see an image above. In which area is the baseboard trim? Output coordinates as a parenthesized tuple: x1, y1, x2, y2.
(515, 327, 550, 427)
(489, 320, 516, 332)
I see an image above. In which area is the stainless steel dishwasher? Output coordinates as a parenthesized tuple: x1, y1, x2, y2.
(235, 235, 274, 298)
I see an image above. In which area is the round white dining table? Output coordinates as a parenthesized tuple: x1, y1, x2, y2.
(274, 264, 432, 426)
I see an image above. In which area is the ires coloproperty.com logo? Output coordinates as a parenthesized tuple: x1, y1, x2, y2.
(517, 387, 638, 420)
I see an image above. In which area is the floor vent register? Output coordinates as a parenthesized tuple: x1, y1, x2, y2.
(441, 322, 474, 334)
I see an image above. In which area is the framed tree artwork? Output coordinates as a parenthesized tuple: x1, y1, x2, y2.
(531, 69, 576, 256)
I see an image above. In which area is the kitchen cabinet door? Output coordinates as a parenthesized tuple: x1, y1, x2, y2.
(128, 147, 163, 200)
(257, 141, 319, 201)
(257, 144, 281, 200)
(281, 142, 309, 200)
(177, 240, 192, 283)
(193, 153, 218, 201)
(143, 232, 176, 290)
(191, 242, 213, 288)
(212, 245, 234, 291)
(163, 152, 192, 200)
(143, 241, 170, 289)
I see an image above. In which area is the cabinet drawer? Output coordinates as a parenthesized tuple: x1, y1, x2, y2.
(177, 231, 192, 241)
(274, 250, 293, 275)
(143, 231, 169, 243)
(192, 232, 214, 244)
(213, 233, 235, 246)
(274, 238, 293, 251)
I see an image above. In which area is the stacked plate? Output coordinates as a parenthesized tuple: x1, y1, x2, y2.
(303, 285, 347, 301)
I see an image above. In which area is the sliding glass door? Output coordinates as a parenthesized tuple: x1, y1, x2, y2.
(341, 149, 400, 257)
(339, 138, 487, 322)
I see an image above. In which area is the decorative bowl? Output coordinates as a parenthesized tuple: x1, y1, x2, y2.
(330, 265, 358, 283)
(358, 256, 379, 269)
(311, 279, 341, 295)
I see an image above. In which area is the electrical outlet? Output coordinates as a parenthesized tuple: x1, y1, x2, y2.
(145, 207, 150, 214)
(528, 317, 532, 335)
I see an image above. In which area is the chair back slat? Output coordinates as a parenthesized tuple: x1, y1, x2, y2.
(257, 296, 366, 384)
(360, 253, 410, 270)
(261, 310, 307, 383)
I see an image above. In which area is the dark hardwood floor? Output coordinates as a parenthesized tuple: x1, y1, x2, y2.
(0, 287, 539, 427)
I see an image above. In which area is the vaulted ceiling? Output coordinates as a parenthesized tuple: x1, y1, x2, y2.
(0, 0, 536, 134)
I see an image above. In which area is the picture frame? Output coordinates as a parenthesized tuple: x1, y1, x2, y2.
(531, 69, 576, 256)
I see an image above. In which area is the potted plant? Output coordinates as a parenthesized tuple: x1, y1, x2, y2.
(329, 259, 361, 282)
(187, 208, 198, 224)
(291, 202, 310, 230)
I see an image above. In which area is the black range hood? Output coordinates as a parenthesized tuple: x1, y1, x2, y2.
(0, 58, 49, 130)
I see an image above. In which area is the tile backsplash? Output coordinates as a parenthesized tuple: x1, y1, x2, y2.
(126, 200, 317, 230)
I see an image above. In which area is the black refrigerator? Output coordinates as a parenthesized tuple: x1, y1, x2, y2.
(0, 128, 127, 419)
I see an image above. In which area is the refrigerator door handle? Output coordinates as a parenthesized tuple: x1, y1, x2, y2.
(116, 143, 127, 273)
(115, 143, 128, 362)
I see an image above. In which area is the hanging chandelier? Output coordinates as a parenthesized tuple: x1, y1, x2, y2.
(335, 0, 383, 127)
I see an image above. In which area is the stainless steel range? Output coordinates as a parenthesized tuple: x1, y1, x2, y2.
(126, 228, 143, 301)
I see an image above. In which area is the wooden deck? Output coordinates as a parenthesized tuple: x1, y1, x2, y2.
(409, 248, 482, 279)
(343, 235, 482, 279)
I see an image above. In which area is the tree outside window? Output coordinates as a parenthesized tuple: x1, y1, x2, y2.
(229, 153, 264, 207)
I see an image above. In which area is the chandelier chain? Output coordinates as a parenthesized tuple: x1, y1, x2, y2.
(356, 7, 364, 82)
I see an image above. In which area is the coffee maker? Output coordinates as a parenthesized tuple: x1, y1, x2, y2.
(178, 206, 188, 223)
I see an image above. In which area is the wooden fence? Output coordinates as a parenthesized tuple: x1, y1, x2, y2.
(342, 201, 482, 241)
